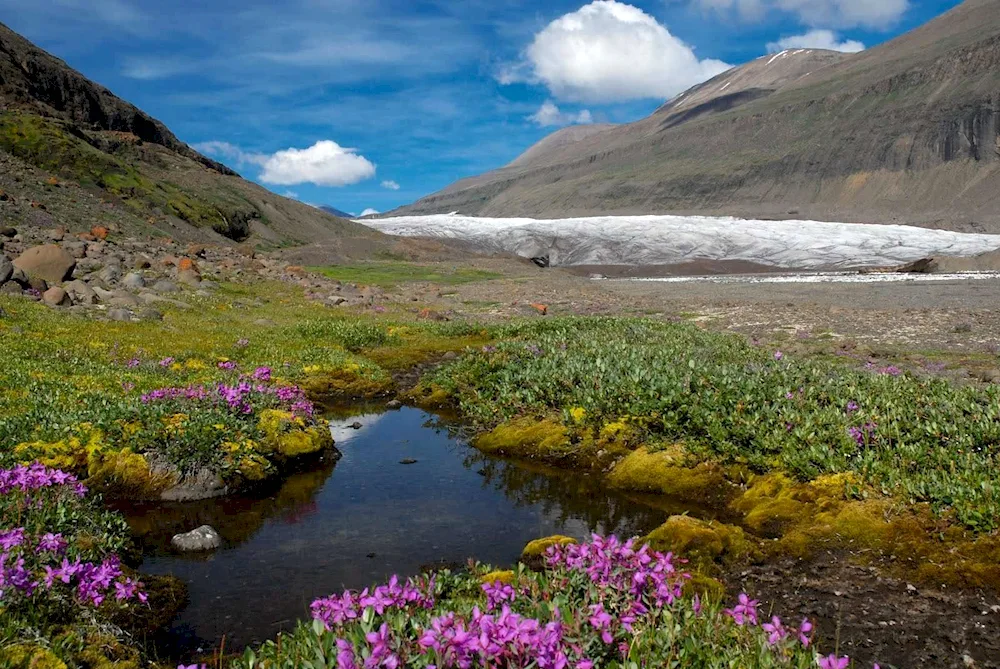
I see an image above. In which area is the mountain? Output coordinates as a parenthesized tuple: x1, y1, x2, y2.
(318, 205, 355, 218)
(394, 0, 1000, 233)
(0, 22, 387, 250)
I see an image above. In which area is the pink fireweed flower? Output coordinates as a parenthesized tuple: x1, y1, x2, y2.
(818, 654, 850, 669)
(762, 616, 788, 645)
(235, 338, 250, 348)
(482, 579, 516, 611)
(159, 357, 175, 367)
(725, 592, 759, 626)
(798, 618, 814, 646)
(218, 360, 238, 371)
(253, 366, 272, 381)
(0, 527, 26, 551)
(774, 351, 784, 361)
(36, 532, 67, 554)
(587, 603, 614, 644)
(127, 357, 141, 368)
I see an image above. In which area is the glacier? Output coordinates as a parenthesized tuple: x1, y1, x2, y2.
(362, 214, 1000, 270)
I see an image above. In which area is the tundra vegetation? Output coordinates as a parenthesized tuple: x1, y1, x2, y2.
(1, 278, 995, 668)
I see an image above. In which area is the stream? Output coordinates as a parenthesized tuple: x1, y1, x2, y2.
(116, 407, 695, 653)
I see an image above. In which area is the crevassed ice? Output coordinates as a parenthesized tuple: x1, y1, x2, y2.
(361, 214, 1000, 270)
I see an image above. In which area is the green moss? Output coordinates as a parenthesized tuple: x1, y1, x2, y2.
(474, 418, 573, 459)
(607, 446, 731, 504)
(257, 410, 334, 457)
(300, 369, 395, 400)
(0, 644, 68, 669)
(642, 516, 757, 571)
(479, 570, 516, 585)
(682, 573, 726, 602)
(521, 535, 578, 559)
(406, 383, 453, 409)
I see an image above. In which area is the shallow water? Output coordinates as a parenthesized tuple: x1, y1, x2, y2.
(118, 407, 680, 653)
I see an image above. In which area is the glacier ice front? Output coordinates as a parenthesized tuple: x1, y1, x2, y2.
(362, 214, 1000, 270)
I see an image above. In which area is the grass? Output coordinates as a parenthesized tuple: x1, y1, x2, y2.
(309, 262, 501, 288)
(427, 317, 1000, 532)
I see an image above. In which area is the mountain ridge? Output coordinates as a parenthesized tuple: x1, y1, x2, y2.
(392, 0, 1000, 232)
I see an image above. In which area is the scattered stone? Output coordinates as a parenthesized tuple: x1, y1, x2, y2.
(399, 458, 418, 465)
(139, 308, 164, 321)
(442, 351, 458, 361)
(0, 226, 16, 238)
(90, 225, 109, 240)
(177, 269, 202, 287)
(349, 422, 363, 430)
(418, 308, 448, 321)
(122, 272, 145, 290)
(109, 292, 142, 308)
(386, 399, 402, 409)
(47, 227, 65, 241)
(98, 264, 122, 285)
(366, 552, 377, 559)
(63, 241, 87, 259)
(170, 525, 222, 552)
(954, 323, 973, 333)
(12, 244, 76, 283)
(530, 303, 549, 316)
(0, 282, 23, 296)
(0, 256, 12, 284)
(133, 255, 152, 269)
(41, 286, 70, 307)
(63, 280, 98, 305)
(107, 308, 134, 322)
(152, 280, 180, 294)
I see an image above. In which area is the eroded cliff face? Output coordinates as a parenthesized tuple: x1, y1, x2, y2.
(0, 21, 233, 175)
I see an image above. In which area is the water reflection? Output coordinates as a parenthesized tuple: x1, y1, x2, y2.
(120, 408, 683, 653)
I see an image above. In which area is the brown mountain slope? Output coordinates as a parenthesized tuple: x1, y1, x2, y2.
(394, 0, 1000, 232)
(0, 22, 398, 253)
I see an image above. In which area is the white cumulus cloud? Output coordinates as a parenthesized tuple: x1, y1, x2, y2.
(258, 141, 376, 187)
(360, 208, 380, 217)
(529, 101, 594, 127)
(500, 1, 730, 103)
(381, 180, 401, 190)
(195, 140, 376, 187)
(766, 29, 865, 53)
(695, 0, 909, 29)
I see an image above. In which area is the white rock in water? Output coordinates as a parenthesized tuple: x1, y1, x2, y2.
(171, 525, 222, 552)
(361, 214, 1000, 270)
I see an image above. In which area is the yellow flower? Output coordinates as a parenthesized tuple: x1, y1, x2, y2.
(185, 359, 207, 370)
(303, 365, 322, 374)
(569, 407, 587, 423)
(170, 363, 183, 372)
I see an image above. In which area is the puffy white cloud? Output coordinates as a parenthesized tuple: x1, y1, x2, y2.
(529, 101, 594, 127)
(500, 1, 730, 103)
(766, 29, 865, 53)
(194, 139, 376, 187)
(360, 208, 380, 217)
(694, 0, 909, 29)
(381, 180, 401, 190)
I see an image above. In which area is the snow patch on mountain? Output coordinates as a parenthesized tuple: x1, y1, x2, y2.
(361, 214, 1000, 270)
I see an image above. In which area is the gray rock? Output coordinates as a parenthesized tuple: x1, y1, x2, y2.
(0, 256, 12, 284)
(63, 280, 98, 305)
(199, 280, 218, 290)
(152, 280, 179, 294)
(98, 264, 122, 285)
(107, 308, 134, 322)
(399, 458, 418, 465)
(0, 227, 16, 238)
(109, 292, 142, 308)
(170, 525, 222, 552)
(386, 399, 402, 409)
(177, 269, 201, 287)
(0, 282, 23, 296)
(63, 241, 87, 259)
(139, 308, 164, 321)
(133, 255, 152, 270)
(122, 272, 145, 290)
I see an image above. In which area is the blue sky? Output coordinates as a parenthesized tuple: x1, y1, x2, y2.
(1, 0, 963, 216)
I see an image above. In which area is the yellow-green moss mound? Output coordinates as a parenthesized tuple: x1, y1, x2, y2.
(521, 535, 578, 559)
(258, 410, 334, 457)
(475, 418, 572, 459)
(0, 644, 68, 669)
(642, 516, 757, 571)
(607, 446, 731, 504)
(300, 367, 395, 399)
(479, 570, 516, 585)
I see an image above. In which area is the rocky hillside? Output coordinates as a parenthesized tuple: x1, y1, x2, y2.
(395, 0, 1000, 232)
(0, 22, 400, 253)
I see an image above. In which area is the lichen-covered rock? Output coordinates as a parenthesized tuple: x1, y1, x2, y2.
(13, 244, 76, 283)
(171, 525, 222, 552)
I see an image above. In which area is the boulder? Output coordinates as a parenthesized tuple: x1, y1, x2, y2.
(0, 256, 12, 284)
(176, 269, 201, 287)
(107, 308, 134, 322)
(98, 264, 122, 285)
(62, 241, 87, 259)
(63, 280, 99, 305)
(41, 286, 70, 307)
(0, 227, 16, 238)
(152, 280, 179, 294)
(13, 245, 76, 283)
(1, 282, 23, 296)
(170, 525, 222, 552)
(122, 272, 145, 290)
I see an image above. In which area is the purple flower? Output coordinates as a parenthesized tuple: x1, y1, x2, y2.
(235, 338, 250, 348)
(725, 592, 759, 626)
(798, 618, 814, 646)
(0, 528, 25, 551)
(159, 357, 175, 367)
(818, 654, 850, 669)
(762, 616, 787, 645)
(253, 366, 272, 381)
(482, 579, 516, 611)
(36, 532, 67, 554)
(846, 401, 859, 413)
(218, 360, 238, 371)
(127, 357, 141, 368)
(774, 351, 784, 361)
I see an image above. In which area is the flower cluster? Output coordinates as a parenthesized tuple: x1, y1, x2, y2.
(311, 574, 436, 630)
(139, 379, 315, 417)
(1, 464, 145, 608)
(848, 422, 877, 446)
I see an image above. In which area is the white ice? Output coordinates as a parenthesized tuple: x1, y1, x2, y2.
(361, 214, 1000, 270)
